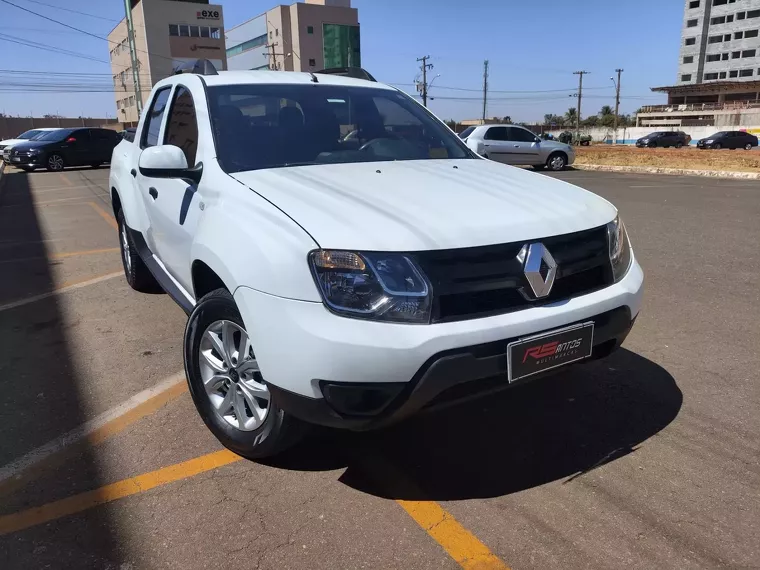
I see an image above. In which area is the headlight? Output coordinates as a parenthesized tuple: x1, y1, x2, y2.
(27, 148, 41, 155)
(310, 250, 431, 323)
(641, 139, 649, 143)
(607, 216, 632, 282)
(705, 139, 714, 144)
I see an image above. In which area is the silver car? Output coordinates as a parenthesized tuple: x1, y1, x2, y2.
(459, 124, 575, 171)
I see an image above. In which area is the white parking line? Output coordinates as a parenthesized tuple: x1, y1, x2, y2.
(0, 371, 186, 486)
(0, 271, 122, 313)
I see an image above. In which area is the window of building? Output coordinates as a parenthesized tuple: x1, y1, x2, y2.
(322, 23, 361, 68)
(711, 16, 726, 24)
(725, 33, 732, 40)
(128, 96, 135, 107)
(269, 31, 272, 39)
(738, 11, 746, 20)
(720, 71, 727, 78)
(730, 69, 739, 77)
(745, 29, 759, 37)
(705, 72, 720, 80)
(749, 9, 760, 18)
(742, 49, 756, 57)
(685, 36, 697, 45)
(713, 0, 728, 5)
(708, 35, 723, 43)
(141, 87, 171, 148)
(189, 25, 200, 37)
(275, 28, 279, 37)
(707, 53, 721, 62)
(169, 24, 179, 36)
(200, 26, 210, 38)
(740, 68, 754, 76)
(733, 50, 741, 58)
(681, 74, 692, 81)
(179, 24, 190, 37)
(690, 0, 700, 6)
(687, 18, 699, 27)
(163, 86, 198, 167)
(308, 58, 316, 66)
(727, 15, 734, 22)
(735, 31, 744, 39)
(225, 33, 267, 57)
(211, 28, 220, 39)
(723, 52, 730, 60)
(684, 55, 695, 63)
(307, 26, 314, 34)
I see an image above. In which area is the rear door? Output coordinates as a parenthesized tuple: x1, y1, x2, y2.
(92, 129, 122, 163)
(482, 126, 511, 163)
(505, 126, 541, 164)
(62, 129, 92, 166)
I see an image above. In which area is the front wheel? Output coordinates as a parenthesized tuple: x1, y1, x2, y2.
(745, 144, 753, 151)
(675, 142, 683, 149)
(713, 143, 722, 150)
(46, 154, 64, 171)
(184, 289, 307, 459)
(546, 152, 567, 171)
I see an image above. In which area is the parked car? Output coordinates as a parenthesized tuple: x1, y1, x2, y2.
(120, 127, 137, 143)
(1, 127, 59, 162)
(635, 131, 691, 148)
(110, 60, 642, 458)
(6, 127, 122, 171)
(696, 131, 758, 150)
(461, 124, 576, 170)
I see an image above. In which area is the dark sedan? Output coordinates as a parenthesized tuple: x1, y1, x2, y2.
(7, 127, 122, 172)
(635, 131, 691, 148)
(696, 131, 758, 150)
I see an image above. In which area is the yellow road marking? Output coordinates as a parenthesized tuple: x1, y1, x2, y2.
(57, 172, 73, 187)
(0, 377, 187, 499)
(0, 450, 240, 536)
(88, 201, 118, 230)
(0, 271, 122, 312)
(0, 247, 119, 265)
(396, 500, 510, 570)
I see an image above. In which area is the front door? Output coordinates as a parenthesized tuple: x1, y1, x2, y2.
(481, 126, 511, 163)
(505, 126, 541, 164)
(142, 84, 202, 293)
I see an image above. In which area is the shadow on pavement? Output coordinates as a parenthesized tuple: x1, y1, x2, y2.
(0, 170, 120, 567)
(269, 348, 682, 501)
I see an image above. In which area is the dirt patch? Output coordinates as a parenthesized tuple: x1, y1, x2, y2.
(575, 145, 760, 173)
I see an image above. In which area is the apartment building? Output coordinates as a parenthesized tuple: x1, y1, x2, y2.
(225, 0, 359, 73)
(108, 0, 226, 123)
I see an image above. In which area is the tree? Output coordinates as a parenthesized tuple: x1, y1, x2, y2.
(502, 116, 512, 124)
(583, 115, 599, 127)
(544, 114, 564, 126)
(600, 105, 613, 117)
(565, 107, 578, 125)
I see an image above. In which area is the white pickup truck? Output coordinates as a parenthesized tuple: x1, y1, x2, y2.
(110, 61, 643, 458)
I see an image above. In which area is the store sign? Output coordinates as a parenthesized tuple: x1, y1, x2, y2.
(197, 9, 220, 20)
(190, 44, 221, 51)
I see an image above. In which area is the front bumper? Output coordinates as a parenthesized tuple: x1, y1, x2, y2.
(234, 256, 643, 429)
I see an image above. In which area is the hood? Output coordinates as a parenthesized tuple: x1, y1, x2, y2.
(230, 159, 617, 251)
(0, 138, 29, 147)
(9, 140, 51, 151)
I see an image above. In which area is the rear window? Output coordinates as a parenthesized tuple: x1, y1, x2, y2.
(458, 126, 475, 139)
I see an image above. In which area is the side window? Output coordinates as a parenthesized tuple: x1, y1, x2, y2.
(507, 127, 538, 142)
(164, 86, 199, 166)
(71, 129, 90, 142)
(484, 127, 507, 141)
(141, 87, 172, 149)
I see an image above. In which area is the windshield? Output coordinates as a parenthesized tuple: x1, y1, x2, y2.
(711, 132, 729, 138)
(645, 133, 662, 139)
(458, 126, 475, 139)
(207, 84, 473, 173)
(17, 129, 43, 140)
(36, 129, 74, 142)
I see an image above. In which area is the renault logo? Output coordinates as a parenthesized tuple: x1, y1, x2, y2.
(517, 243, 557, 299)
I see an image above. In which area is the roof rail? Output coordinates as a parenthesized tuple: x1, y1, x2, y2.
(314, 67, 376, 82)
(173, 59, 219, 76)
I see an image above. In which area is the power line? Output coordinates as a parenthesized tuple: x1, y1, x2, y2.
(0, 34, 109, 64)
(14, 0, 119, 22)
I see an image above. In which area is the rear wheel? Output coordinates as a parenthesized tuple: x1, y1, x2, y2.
(546, 152, 567, 171)
(46, 154, 64, 172)
(184, 289, 307, 459)
(117, 209, 161, 293)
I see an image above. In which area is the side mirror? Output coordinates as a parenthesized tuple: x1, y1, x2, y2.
(139, 145, 202, 183)
(534, 137, 541, 144)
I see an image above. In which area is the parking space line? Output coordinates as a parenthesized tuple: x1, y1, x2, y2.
(0, 372, 187, 497)
(0, 271, 122, 313)
(88, 201, 118, 231)
(57, 172, 73, 187)
(0, 247, 120, 265)
(0, 449, 239, 536)
(29, 185, 110, 195)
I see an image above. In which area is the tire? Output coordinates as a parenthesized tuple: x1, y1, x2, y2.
(675, 142, 683, 149)
(19, 166, 35, 172)
(116, 209, 161, 293)
(532, 164, 546, 170)
(46, 153, 64, 172)
(647, 142, 656, 148)
(546, 152, 567, 171)
(745, 144, 753, 151)
(713, 143, 722, 150)
(184, 289, 307, 459)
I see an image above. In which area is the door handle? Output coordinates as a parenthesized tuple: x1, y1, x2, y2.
(149, 187, 158, 200)
(130, 168, 137, 177)
(513, 144, 520, 147)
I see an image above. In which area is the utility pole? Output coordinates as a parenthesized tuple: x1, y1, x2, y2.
(416, 55, 433, 107)
(123, 0, 143, 116)
(613, 68, 623, 144)
(482, 60, 489, 123)
(573, 71, 589, 136)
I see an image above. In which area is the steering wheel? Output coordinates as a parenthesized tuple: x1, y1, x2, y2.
(359, 135, 399, 152)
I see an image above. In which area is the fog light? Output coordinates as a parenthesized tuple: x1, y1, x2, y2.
(320, 382, 406, 416)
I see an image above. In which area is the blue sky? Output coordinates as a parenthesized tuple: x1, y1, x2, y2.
(0, 0, 683, 121)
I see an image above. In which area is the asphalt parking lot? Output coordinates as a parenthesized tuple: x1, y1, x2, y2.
(0, 164, 758, 570)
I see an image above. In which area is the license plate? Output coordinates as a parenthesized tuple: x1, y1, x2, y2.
(507, 322, 594, 382)
(11, 157, 20, 162)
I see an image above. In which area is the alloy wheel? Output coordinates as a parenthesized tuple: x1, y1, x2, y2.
(121, 223, 131, 273)
(548, 155, 566, 171)
(48, 155, 64, 171)
(199, 320, 269, 431)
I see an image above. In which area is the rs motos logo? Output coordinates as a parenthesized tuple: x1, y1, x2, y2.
(522, 338, 582, 363)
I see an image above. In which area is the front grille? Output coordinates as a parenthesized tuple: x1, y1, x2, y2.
(413, 225, 614, 323)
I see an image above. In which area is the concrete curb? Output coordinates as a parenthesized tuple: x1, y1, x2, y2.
(573, 163, 760, 180)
